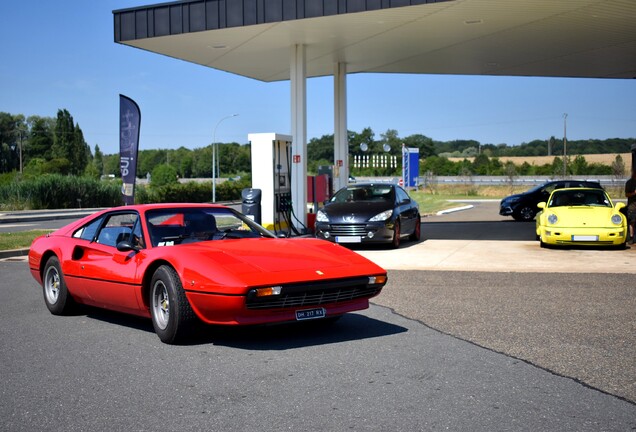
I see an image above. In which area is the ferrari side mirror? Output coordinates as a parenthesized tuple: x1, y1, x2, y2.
(117, 241, 140, 252)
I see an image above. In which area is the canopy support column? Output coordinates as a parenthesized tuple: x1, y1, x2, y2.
(291, 44, 307, 232)
(333, 62, 348, 193)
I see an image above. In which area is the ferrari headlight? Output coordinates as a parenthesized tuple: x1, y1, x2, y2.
(253, 286, 282, 297)
(369, 209, 393, 222)
(547, 214, 558, 225)
(316, 210, 329, 222)
(611, 214, 622, 225)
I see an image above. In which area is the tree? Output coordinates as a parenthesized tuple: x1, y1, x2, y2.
(26, 116, 54, 161)
(472, 153, 490, 175)
(151, 164, 178, 187)
(571, 155, 588, 175)
(611, 154, 626, 179)
(51, 109, 90, 175)
(403, 134, 435, 158)
(93, 144, 104, 176)
(0, 112, 26, 173)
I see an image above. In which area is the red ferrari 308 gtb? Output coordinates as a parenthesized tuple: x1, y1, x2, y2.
(29, 204, 387, 344)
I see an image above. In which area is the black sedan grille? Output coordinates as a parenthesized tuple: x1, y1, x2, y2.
(328, 224, 368, 236)
(245, 277, 383, 310)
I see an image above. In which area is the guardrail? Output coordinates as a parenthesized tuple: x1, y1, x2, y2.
(352, 176, 627, 187)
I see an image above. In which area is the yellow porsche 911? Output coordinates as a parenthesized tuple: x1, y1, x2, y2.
(536, 187, 627, 248)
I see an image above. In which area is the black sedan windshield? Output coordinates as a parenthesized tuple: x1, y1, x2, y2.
(331, 185, 395, 203)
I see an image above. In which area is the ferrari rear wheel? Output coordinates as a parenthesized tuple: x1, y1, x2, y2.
(43, 256, 75, 315)
(150, 265, 196, 344)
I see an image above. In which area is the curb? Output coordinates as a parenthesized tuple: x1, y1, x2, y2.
(0, 248, 29, 259)
(436, 204, 474, 215)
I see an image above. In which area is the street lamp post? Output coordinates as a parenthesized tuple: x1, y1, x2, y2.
(562, 113, 568, 177)
(10, 129, 25, 174)
(212, 114, 239, 202)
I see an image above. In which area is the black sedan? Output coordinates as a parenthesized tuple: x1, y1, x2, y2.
(500, 179, 603, 221)
(314, 183, 420, 248)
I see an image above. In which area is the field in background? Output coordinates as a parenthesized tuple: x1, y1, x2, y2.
(449, 152, 630, 165)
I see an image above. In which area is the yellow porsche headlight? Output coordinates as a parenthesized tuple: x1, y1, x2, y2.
(611, 214, 622, 225)
(547, 214, 558, 225)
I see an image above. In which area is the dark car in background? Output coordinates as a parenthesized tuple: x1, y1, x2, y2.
(500, 179, 603, 221)
(315, 183, 420, 248)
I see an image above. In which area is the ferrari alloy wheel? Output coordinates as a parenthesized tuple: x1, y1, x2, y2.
(391, 220, 401, 249)
(43, 256, 74, 315)
(150, 265, 196, 344)
(409, 215, 421, 242)
(515, 206, 535, 222)
(151, 280, 170, 330)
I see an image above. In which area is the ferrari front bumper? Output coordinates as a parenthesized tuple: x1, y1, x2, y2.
(185, 291, 372, 325)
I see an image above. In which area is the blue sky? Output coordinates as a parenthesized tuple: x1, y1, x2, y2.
(1, 1, 634, 156)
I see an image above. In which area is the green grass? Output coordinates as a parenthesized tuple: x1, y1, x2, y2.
(0, 230, 52, 251)
(409, 191, 474, 215)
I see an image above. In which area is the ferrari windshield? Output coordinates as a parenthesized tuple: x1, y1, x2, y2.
(146, 207, 273, 247)
(548, 189, 611, 208)
(331, 185, 395, 203)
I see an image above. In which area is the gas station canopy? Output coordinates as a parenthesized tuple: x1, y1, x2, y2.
(114, 0, 636, 81)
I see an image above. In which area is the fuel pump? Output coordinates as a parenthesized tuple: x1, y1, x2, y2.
(248, 133, 293, 235)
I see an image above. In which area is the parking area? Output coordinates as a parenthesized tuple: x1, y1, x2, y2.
(357, 200, 636, 274)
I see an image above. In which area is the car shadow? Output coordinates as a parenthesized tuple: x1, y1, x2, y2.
(188, 313, 408, 349)
(79, 307, 408, 349)
(420, 220, 537, 241)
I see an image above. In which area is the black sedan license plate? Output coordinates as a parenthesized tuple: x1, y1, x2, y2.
(295, 307, 326, 321)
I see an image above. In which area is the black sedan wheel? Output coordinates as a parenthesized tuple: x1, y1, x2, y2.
(391, 220, 401, 249)
(43, 256, 75, 315)
(150, 265, 196, 344)
(409, 215, 421, 241)
(514, 206, 535, 221)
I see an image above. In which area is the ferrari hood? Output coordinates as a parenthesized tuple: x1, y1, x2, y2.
(548, 206, 621, 227)
(173, 237, 383, 294)
(178, 237, 374, 274)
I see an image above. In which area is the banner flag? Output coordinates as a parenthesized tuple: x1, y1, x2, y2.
(119, 95, 141, 205)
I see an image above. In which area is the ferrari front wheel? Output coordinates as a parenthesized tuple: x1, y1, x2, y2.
(150, 265, 196, 344)
(43, 256, 75, 315)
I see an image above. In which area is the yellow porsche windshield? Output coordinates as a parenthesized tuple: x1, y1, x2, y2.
(548, 190, 610, 208)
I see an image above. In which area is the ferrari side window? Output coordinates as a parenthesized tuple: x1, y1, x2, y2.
(73, 216, 104, 241)
(95, 213, 138, 248)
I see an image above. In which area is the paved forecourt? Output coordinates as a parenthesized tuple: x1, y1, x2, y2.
(356, 200, 636, 274)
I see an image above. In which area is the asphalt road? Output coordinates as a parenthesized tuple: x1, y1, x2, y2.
(2, 261, 635, 432)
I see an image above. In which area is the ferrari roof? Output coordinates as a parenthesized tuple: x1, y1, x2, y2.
(113, 0, 636, 82)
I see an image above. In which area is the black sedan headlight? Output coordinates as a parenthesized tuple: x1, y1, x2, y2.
(316, 209, 329, 222)
(369, 210, 393, 222)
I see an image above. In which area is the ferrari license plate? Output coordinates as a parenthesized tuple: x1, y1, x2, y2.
(336, 236, 361, 243)
(572, 235, 598, 241)
(295, 308, 326, 321)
